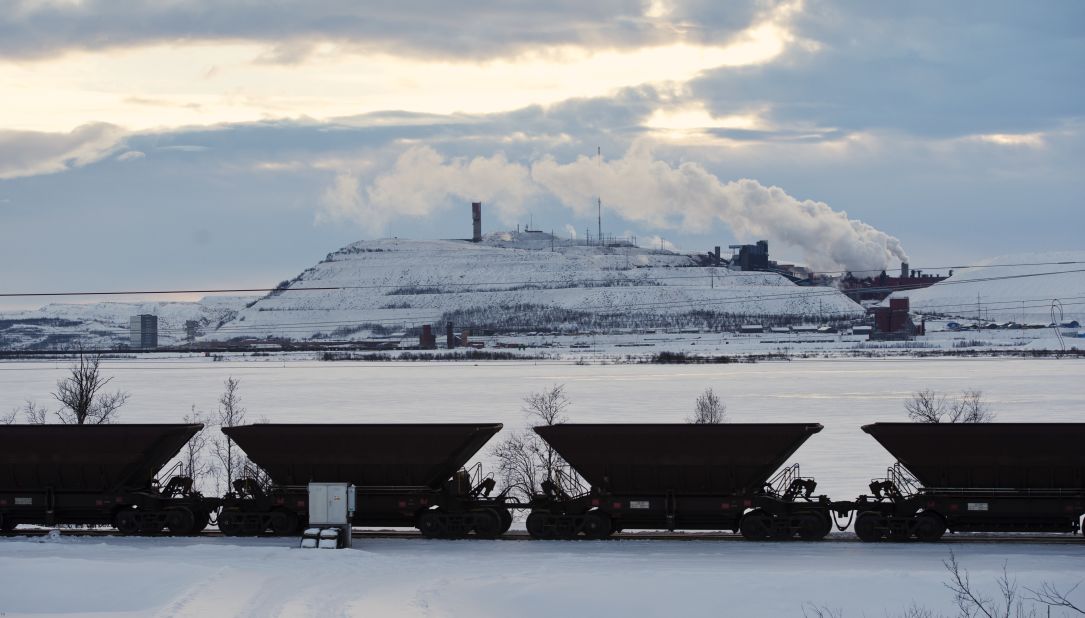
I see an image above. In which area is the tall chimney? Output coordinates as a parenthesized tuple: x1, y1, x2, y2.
(471, 202, 482, 242)
(901, 262, 909, 279)
(714, 246, 721, 264)
(446, 322, 455, 349)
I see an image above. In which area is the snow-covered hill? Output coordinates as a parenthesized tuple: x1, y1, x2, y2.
(0, 296, 249, 350)
(207, 233, 865, 341)
(884, 251, 1085, 323)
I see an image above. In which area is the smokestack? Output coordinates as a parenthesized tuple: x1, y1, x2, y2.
(901, 262, 909, 279)
(714, 246, 721, 264)
(471, 202, 482, 242)
(446, 322, 455, 349)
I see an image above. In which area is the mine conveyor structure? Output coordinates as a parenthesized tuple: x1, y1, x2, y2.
(526, 423, 833, 540)
(0, 424, 214, 535)
(849, 423, 1085, 542)
(221, 423, 512, 537)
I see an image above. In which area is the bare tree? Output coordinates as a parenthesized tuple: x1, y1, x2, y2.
(180, 405, 215, 493)
(52, 353, 129, 424)
(689, 387, 726, 424)
(492, 384, 571, 501)
(948, 389, 995, 423)
(1, 407, 16, 424)
(906, 389, 993, 423)
(1027, 581, 1085, 615)
(905, 389, 948, 423)
(212, 377, 248, 493)
(16, 400, 50, 424)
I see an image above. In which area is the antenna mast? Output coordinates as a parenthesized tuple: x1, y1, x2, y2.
(596, 146, 602, 247)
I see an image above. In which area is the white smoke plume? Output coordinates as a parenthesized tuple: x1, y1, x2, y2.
(322, 143, 908, 272)
(320, 147, 538, 234)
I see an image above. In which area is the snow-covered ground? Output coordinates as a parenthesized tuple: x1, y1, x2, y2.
(2, 534, 1082, 618)
(203, 235, 864, 341)
(0, 296, 251, 350)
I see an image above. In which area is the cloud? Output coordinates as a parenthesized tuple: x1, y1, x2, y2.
(0, 123, 126, 180)
(690, 1, 1085, 138)
(116, 150, 145, 161)
(319, 141, 908, 272)
(0, 0, 772, 61)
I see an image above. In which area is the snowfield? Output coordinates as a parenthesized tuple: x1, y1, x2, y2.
(2, 535, 1083, 618)
(1, 358, 1083, 617)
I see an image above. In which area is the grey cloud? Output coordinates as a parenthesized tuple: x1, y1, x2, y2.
(0, 123, 126, 180)
(691, 1, 1085, 137)
(0, 0, 770, 61)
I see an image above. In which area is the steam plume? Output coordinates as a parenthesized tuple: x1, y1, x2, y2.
(322, 143, 908, 272)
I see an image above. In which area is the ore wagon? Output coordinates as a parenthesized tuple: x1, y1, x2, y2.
(851, 423, 1085, 541)
(527, 423, 833, 540)
(0, 424, 213, 534)
(220, 423, 510, 537)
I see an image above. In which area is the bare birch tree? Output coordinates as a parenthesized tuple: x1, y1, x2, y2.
(180, 405, 215, 493)
(52, 353, 128, 424)
(212, 377, 248, 493)
(492, 384, 571, 500)
(689, 387, 726, 424)
(906, 389, 993, 423)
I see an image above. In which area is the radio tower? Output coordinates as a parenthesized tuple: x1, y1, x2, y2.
(596, 146, 602, 247)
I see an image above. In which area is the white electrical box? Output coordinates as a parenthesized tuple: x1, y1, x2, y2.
(308, 482, 355, 526)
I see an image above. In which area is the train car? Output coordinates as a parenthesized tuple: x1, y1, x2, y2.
(526, 423, 834, 540)
(0, 424, 214, 534)
(220, 423, 513, 537)
(850, 423, 1085, 541)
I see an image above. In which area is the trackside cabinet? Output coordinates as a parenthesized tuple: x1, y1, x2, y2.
(308, 482, 355, 548)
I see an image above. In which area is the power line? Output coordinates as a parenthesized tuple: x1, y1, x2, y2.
(3, 262, 1084, 299)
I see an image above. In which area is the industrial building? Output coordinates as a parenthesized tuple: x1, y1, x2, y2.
(839, 263, 949, 302)
(129, 314, 158, 349)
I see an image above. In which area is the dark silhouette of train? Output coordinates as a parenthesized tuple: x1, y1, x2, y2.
(2, 422, 1083, 543)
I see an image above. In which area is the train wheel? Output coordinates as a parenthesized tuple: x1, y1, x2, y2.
(472, 509, 503, 539)
(854, 512, 884, 542)
(496, 508, 513, 535)
(218, 510, 245, 536)
(417, 511, 445, 538)
(526, 512, 554, 539)
(914, 513, 946, 542)
(114, 510, 139, 535)
(269, 510, 298, 536)
(165, 508, 196, 535)
(581, 512, 613, 539)
(797, 512, 828, 541)
(192, 510, 211, 534)
(739, 511, 773, 541)
(0, 513, 15, 532)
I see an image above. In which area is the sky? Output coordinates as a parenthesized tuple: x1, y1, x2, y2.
(1, 0, 1082, 309)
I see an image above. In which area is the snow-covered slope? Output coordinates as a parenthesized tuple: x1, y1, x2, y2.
(0, 297, 250, 350)
(208, 233, 864, 340)
(884, 251, 1085, 323)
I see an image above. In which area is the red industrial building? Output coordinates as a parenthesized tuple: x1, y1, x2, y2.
(839, 263, 949, 302)
(868, 297, 925, 340)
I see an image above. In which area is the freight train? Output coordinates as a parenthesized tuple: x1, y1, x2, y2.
(1, 422, 1083, 543)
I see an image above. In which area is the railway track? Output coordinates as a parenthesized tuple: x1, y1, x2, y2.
(4, 528, 1081, 545)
